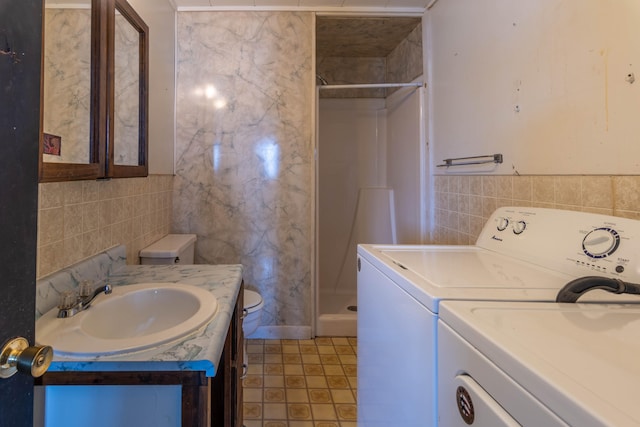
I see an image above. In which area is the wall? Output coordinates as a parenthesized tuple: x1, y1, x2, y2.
(37, 176, 173, 279)
(427, 0, 640, 175)
(432, 174, 640, 244)
(174, 12, 313, 338)
(427, 0, 640, 243)
(37, 0, 176, 279)
(318, 98, 387, 300)
(128, 0, 176, 174)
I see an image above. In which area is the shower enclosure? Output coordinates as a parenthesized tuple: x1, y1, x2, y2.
(315, 82, 427, 336)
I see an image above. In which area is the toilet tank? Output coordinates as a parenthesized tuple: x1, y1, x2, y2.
(139, 234, 197, 265)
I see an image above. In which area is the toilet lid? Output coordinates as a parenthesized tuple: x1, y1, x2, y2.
(244, 290, 263, 309)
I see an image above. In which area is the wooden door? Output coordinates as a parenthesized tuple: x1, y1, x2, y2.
(0, 0, 42, 425)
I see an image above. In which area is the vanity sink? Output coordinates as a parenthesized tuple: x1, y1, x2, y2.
(36, 283, 218, 357)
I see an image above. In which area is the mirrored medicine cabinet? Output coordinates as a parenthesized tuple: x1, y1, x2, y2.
(39, 0, 148, 182)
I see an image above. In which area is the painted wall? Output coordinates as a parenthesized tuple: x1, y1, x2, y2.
(426, 0, 640, 243)
(427, 0, 640, 175)
(174, 12, 314, 338)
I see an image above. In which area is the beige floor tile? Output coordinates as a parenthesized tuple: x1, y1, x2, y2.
(263, 403, 287, 419)
(265, 353, 283, 363)
(331, 389, 355, 404)
(288, 421, 315, 427)
(317, 345, 337, 354)
(323, 365, 344, 376)
(283, 344, 301, 353)
(284, 354, 303, 364)
(285, 364, 304, 375)
(288, 403, 312, 420)
(309, 389, 332, 403)
(304, 364, 324, 375)
(264, 388, 286, 402)
(243, 336, 359, 424)
(263, 375, 285, 388)
(311, 403, 338, 420)
(336, 404, 357, 420)
(327, 376, 350, 389)
(320, 354, 340, 365)
(243, 403, 262, 419)
(286, 388, 310, 403)
(302, 354, 321, 364)
(265, 364, 284, 375)
(243, 387, 263, 402)
(306, 375, 328, 388)
(285, 375, 307, 388)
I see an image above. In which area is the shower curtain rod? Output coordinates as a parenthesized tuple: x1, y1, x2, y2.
(318, 82, 424, 90)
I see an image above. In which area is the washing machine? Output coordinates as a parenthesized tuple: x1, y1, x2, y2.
(438, 300, 640, 426)
(357, 207, 640, 427)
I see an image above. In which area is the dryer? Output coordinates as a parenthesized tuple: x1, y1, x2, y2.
(357, 207, 640, 427)
(438, 300, 640, 426)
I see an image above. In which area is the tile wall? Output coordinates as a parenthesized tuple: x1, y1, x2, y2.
(37, 175, 173, 279)
(432, 174, 640, 245)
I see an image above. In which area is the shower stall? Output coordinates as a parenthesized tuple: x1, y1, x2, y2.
(315, 81, 428, 336)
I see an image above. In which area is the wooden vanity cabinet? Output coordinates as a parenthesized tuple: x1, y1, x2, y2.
(37, 284, 244, 427)
(211, 282, 244, 427)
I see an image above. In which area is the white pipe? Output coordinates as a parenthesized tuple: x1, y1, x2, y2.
(319, 82, 424, 90)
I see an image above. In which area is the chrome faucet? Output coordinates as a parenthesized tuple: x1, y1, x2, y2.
(57, 283, 112, 318)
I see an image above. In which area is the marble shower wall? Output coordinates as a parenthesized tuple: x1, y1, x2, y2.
(174, 12, 313, 336)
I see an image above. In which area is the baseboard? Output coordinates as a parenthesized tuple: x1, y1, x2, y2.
(247, 325, 312, 340)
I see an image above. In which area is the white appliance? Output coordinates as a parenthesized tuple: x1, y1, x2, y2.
(357, 207, 640, 427)
(438, 300, 640, 426)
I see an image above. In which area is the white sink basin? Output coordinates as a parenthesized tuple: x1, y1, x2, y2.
(36, 283, 218, 357)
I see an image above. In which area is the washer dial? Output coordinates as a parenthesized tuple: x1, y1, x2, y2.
(582, 227, 620, 259)
(513, 220, 527, 235)
(497, 217, 509, 231)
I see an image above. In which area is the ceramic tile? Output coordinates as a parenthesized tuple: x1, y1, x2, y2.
(243, 337, 357, 423)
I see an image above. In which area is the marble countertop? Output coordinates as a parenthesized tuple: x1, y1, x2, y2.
(45, 264, 243, 377)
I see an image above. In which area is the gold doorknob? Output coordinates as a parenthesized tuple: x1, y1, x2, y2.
(0, 337, 53, 379)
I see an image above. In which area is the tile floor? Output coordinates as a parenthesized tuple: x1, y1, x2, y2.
(242, 337, 357, 427)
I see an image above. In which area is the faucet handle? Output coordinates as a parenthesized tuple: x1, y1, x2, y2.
(58, 291, 77, 310)
(78, 280, 94, 298)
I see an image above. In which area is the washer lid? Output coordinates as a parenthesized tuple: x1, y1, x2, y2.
(244, 290, 263, 309)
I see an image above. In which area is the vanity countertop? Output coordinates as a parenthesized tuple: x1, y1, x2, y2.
(43, 263, 243, 377)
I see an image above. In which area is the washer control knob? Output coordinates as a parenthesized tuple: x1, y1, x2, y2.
(582, 227, 620, 259)
(513, 220, 527, 235)
(497, 217, 509, 231)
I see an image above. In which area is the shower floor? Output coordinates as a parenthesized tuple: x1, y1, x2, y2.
(317, 292, 357, 337)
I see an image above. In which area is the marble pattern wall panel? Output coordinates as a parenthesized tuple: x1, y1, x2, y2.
(386, 22, 423, 95)
(42, 8, 91, 164)
(174, 12, 313, 332)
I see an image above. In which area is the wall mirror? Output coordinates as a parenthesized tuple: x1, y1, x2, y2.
(39, 0, 147, 182)
(109, 0, 148, 177)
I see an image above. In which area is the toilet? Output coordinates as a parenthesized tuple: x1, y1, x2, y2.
(243, 289, 263, 338)
(139, 234, 264, 370)
(242, 289, 264, 372)
(139, 234, 197, 264)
